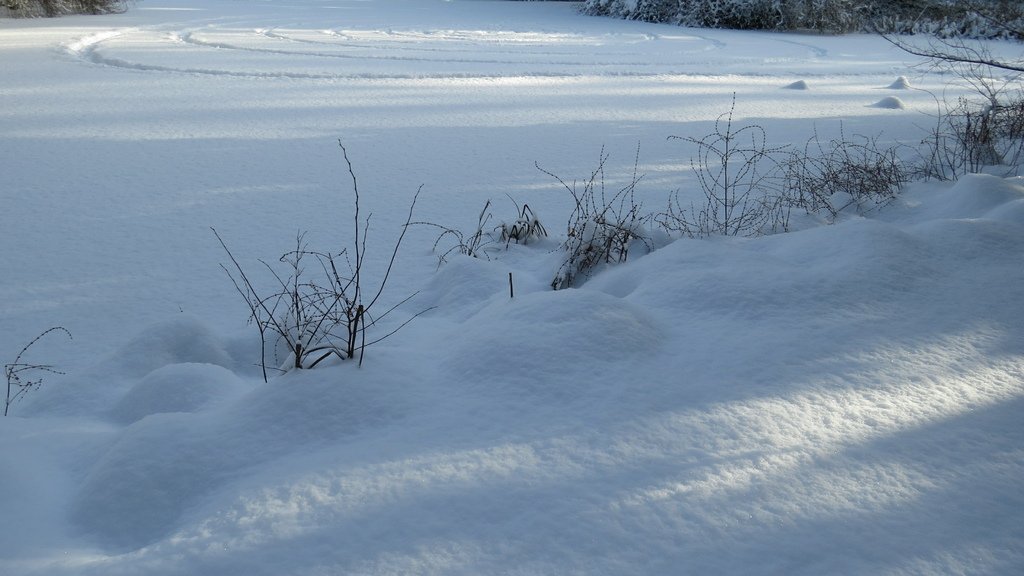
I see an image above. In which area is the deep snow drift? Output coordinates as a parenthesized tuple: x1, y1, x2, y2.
(1, 1, 1022, 574)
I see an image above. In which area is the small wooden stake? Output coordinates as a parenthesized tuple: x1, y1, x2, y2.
(508, 272, 514, 299)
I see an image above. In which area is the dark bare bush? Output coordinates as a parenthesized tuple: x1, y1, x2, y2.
(416, 197, 547, 266)
(658, 97, 788, 238)
(997, 95, 1024, 164)
(4, 327, 72, 416)
(919, 96, 999, 179)
(416, 200, 498, 265)
(540, 146, 650, 290)
(785, 126, 908, 217)
(658, 101, 907, 238)
(920, 89, 1024, 180)
(216, 143, 427, 382)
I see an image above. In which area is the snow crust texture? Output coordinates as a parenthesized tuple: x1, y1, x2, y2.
(1, 2, 1022, 575)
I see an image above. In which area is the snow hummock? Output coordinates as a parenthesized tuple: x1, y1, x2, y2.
(108, 362, 248, 424)
(871, 95, 906, 109)
(783, 79, 809, 90)
(887, 75, 912, 89)
(1, 1, 1022, 575)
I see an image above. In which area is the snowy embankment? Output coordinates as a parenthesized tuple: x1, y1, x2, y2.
(1, 1, 1022, 574)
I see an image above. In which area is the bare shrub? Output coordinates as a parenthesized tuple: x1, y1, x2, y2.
(215, 143, 427, 382)
(497, 200, 548, 247)
(996, 95, 1024, 167)
(659, 96, 788, 238)
(416, 200, 498, 265)
(659, 103, 907, 236)
(881, 8, 1023, 179)
(416, 197, 547, 266)
(4, 327, 72, 416)
(915, 81, 1024, 180)
(785, 126, 909, 217)
(919, 96, 1000, 179)
(539, 146, 650, 290)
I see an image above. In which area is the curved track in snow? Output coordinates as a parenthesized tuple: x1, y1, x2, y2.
(62, 16, 884, 81)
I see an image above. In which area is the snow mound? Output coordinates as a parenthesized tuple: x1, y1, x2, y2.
(70, 413, 208, 550)
(15, 318, 239, 418)
(944, 175, 1024, 222)
(79, 179, 1024, 573)
(441, 289, 663, 406)
(104, 315, 234, 378)
(597, 218, 934, 327)
(71, 368, 400, 552)
(871, 96, 905, 109)
(886, 174, 1024, 223)
(985, 196, 1024, 224)
(108, 362, 248, 424)
(887, 76, 911, 89)
(415, 255, 526, 322)
(783, 80, 809, 90)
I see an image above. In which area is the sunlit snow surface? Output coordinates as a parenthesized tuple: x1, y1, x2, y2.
(1, 1, 1022, 574)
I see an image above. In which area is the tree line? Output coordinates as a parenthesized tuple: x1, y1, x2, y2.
(2, 0, 128, 17)
(581, 0, 1024, 39)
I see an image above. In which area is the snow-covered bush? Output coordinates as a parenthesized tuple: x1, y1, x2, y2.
(869, 1, 1024, 40)
(497, 201, 548, 247)
(781, 0, 860, 33)
(1, 0, 128, 17)
(582, 0, 856, 31)
(581, 0, 1024, 38)
(540, 147, 651, 290)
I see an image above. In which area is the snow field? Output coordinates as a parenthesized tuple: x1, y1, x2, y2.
(1, 1, 1023, 574)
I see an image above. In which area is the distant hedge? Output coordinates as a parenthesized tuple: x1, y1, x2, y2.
(1, 0, 128, 17)
(580, 0, 1024, 39)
